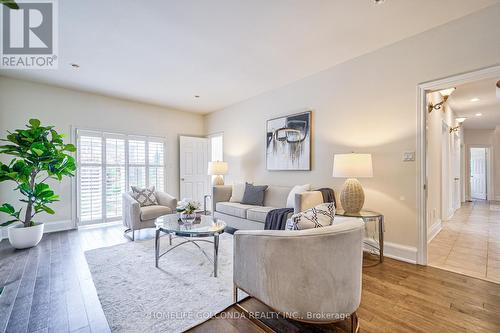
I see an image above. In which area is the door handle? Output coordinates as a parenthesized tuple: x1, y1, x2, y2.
(181, 178, 185, 181)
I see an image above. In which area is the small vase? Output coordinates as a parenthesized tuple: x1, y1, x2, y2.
(180, 213, 196, 224)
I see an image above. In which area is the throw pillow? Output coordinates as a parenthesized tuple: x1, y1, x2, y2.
(286, 184, 311, 208)
(287, 203, 335, 230)
(241, 182, 268, 206)
(131, 185, 158, 207)
(229, 182, 247, 203)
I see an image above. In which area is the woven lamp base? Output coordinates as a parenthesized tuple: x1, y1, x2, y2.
(340, 178, 365, 214)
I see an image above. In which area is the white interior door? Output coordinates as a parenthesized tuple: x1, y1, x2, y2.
(179, 136, 209, 204)
(470, 147, 487, 200)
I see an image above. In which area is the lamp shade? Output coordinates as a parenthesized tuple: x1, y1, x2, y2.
(207, 161, 228, 175)
(332, 153, 373, 178)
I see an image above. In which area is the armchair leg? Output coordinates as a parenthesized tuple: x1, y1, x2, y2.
(124, 228, 135, 241)
(350, 311, 359, 333)
(233, 284, 238, 303)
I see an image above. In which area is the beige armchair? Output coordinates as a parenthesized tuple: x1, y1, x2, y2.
(233, 217, 364, 332)
(122, 191, 177, 240)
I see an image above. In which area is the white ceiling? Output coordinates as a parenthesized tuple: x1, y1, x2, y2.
(448, 77, 500, 129)
(0, 0, 497, 113)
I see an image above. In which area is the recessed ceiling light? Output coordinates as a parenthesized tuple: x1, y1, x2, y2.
(70, 63, 80, 68)
(475, 113, 482, 117)
(194, 95, 200, 98)
(470, 97, 480, 102)
(456, 117, 467, 123)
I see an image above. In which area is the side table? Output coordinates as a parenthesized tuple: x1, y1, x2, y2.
(336, 209, 385, 264)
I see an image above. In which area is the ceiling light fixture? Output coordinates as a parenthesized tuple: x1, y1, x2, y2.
(456, 117, 467, 123)
(470, 97, 480, 102)
(428, 87, 456, 113)
(373, 0, 385, 4)
(475, 113, 482, 117)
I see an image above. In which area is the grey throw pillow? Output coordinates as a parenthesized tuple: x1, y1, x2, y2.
(241, 183, 268, 206)
(131, 185, 158, 207)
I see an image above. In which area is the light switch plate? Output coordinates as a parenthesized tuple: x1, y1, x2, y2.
(403, 151, 415, 161)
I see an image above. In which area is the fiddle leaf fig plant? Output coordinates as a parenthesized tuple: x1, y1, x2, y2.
(1, 0, 20, 10)
(0, 119, 76, 228)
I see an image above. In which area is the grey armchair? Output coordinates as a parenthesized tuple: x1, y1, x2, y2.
(233, 217, 364, 332)
(122, 191, 177, 240)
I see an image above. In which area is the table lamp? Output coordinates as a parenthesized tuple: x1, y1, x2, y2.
(208, 161, 228, 185)
(332, 153, 373, 214)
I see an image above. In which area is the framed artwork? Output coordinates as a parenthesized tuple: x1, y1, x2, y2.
(266, 111, 311, 171)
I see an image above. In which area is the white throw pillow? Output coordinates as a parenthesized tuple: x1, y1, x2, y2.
(286, 184, 311, 208)
(229, 183, 247, 203)
(287, 203, 335, 230)
(131, 185, 158, 207)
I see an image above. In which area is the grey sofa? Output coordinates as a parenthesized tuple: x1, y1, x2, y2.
(122, 191, 177, 240)
(212, 185, 294, 230)
(233, 217, 364, 330)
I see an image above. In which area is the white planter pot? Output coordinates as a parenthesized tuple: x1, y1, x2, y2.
(8, 223, 44, 249)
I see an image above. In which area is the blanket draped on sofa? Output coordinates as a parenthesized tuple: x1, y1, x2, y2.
(264, 208, 294, 230)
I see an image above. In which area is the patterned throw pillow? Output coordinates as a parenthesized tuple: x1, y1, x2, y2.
(131, 186, 158, 207)
(287, 203, 335, 230)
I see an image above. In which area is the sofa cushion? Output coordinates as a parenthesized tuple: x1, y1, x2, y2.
(247, 206, 277, 223)
(140, 205, 171, 221)
(263, 185, 292, 208)
(216, 202, 255, 218)
(241, 183, 268, 206)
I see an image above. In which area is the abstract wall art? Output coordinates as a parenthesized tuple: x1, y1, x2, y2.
(266, 111, 311, 171)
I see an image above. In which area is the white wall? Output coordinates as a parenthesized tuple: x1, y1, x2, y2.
(205, 4, 500, 253)
(426, 95, 460, 238)
(0, 77, 204, 226)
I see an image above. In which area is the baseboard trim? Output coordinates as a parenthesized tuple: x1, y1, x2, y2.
(427, 220, 442, 243)
(0, 220, 75, 241)
(364, 238, 417, 264)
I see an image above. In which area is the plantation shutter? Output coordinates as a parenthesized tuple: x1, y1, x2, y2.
(77, 130, 166, 225)
(77, 130, 103, 222)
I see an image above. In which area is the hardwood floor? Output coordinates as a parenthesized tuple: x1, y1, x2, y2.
(1, 224, 500, 333)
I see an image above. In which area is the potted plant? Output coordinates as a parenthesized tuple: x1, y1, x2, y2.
(0, 119, 76, 249)
(176, 199, 200, 224)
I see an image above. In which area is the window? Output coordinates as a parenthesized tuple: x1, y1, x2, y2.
(210, 133, 223, 162)
(77, 130, 166, 225)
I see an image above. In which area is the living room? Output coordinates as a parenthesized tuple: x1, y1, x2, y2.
(1, 1, 500, 333)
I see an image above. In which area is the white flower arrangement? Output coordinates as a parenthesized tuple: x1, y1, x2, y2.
(176, 199, 200, 214)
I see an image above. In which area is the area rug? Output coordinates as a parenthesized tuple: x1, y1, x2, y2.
(84, 233, 234, 333)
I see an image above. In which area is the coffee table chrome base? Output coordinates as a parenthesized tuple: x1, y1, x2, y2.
(155, 229, 221, 277)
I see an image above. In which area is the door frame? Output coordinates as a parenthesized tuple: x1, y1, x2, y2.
(416, 64, 500, 265)
(466, 145, 493, 201)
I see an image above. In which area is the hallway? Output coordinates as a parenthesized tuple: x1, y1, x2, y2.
(428, 201, 500, 283)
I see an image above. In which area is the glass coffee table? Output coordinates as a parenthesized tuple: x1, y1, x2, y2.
(155, 214, 226, 277)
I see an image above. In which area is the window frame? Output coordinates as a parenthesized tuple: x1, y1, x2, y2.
(76, 128, 167, 226)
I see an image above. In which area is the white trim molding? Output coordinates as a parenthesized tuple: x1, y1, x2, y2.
(364, 238, 418, 264)
(416, 64, 500, 265)
(427, 220, 442, 243)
